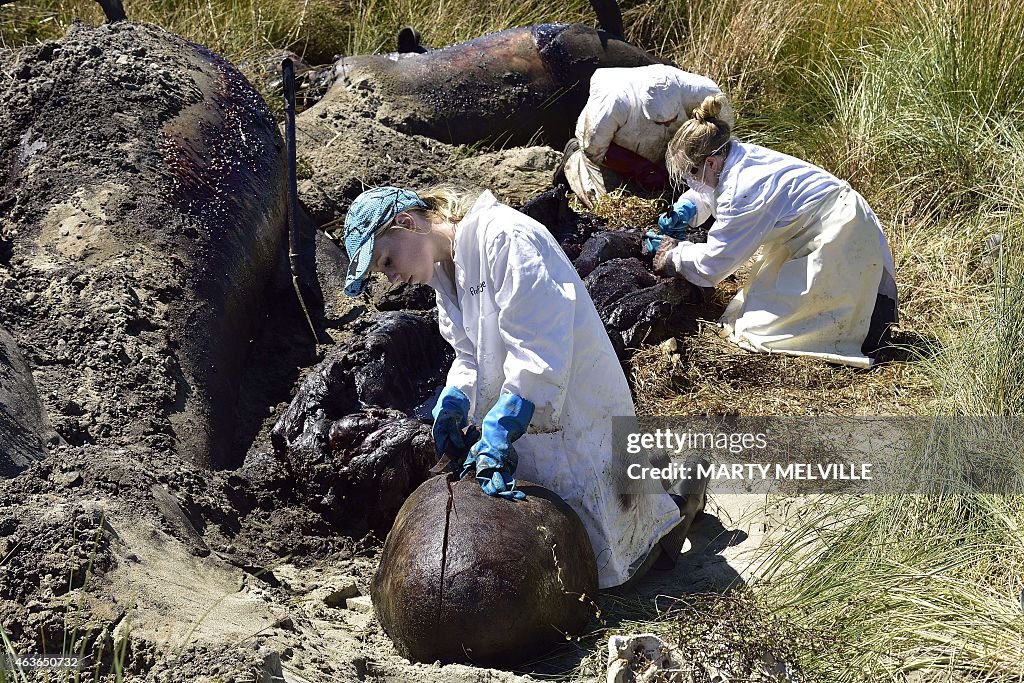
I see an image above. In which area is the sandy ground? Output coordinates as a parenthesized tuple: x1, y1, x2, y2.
(62, 492, 792, 682)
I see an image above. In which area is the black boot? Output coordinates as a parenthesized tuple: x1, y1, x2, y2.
(653, 476, 709, 570)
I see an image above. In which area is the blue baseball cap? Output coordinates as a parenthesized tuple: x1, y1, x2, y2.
(343, 186, 428, 296)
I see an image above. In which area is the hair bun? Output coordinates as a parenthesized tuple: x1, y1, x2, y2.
(694, 94, 724, 123)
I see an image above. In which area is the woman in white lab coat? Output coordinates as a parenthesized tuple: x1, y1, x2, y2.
(341, 185, 684, 589)
(561, 64, 734, 209)
(653, 95, 898, 368)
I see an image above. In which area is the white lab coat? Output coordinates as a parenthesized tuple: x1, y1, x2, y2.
(576, 64, 735, 164)
(667, 141, 898, 368)
(430, 191, 681, 588)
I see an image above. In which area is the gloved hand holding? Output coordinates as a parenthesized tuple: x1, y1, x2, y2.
(643, 231, 663, 256)
(653, 236, 680, 276)
(461, 392, 535, 500)
(657, 198, 697, 239)
(431, 386, 470, 459)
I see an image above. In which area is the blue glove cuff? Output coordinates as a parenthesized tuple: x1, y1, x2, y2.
(483, 392, 535, 444)
(432, 385, 470, 425)
(467, 444, 527, 500)
(658, 199, 697, 238)
(673, 197, 698, 216)
(460, 393, 536, 497)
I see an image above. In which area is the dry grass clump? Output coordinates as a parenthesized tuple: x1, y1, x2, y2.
(629, 326, 933, 418)
(576, 187, 667, 230)
(626, 266, 932, 418)
(569, 591, 835, 683)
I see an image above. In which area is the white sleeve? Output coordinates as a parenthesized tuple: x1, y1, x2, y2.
(679, 187, 716, 226)
(668, 209, 772, 287)
(487, 229, 574, 430)
(576, 93, 625, 164)
(435, 293, 477, 404)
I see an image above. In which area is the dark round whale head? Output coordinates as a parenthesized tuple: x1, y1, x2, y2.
(371, 473, 598, 666)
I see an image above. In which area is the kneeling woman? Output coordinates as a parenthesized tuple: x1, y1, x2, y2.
(654, 95, 898, 368)
(341, 186, 683, 589)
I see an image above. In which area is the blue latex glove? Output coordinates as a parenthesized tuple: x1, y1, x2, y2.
(461, 392, 535, 500)
(657, 198, 697, 239)
(643, 231, 663, 256)
(431, 386, 470, 459)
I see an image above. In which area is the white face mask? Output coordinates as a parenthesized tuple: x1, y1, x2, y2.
(685, 161, 714, 194)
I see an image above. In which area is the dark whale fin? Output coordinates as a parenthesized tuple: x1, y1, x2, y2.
(97, 0, 126, 22)
(397, 26, 428, 54)
(589, 0, 624, 37)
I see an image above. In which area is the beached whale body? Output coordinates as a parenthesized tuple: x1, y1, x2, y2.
(0, 22, 286, 468)
(372, 474, 598, 666)
(329, 22, 665, 148)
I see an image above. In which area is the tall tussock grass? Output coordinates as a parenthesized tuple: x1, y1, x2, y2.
(757, 492, 1024, 681)
(0, 0, 333, 62)
(0, 0, 601, 65)
(3, 0, 1024, 680)
(746, 1, 1024, 677)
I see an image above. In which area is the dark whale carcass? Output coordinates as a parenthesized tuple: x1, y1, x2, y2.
(372, 473, 598, 666)
(585, 258, 703, 356)
(269, 311, 452, 529)
(0, 21, 286, 468)
(0, 327, 61, 477)
(331, 22, 665, 148)
(271, 311, 452, 451)
(272, 406, 436, 531)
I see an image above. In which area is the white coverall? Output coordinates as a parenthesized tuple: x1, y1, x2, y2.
(666, 141, 899, 368)
(565, 64, 734, 206)
(430, 191, 681, 588)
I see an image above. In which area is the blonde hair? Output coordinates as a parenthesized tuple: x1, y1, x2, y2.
(666, 94, 733, 187)
(373, 185, 481, 238)
(414, 185, 481, 225)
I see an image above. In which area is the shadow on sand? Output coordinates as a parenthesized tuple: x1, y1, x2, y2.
(512, 509, 749, 677)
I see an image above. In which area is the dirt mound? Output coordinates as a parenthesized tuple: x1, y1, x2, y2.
(291, 83, 562, 230)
